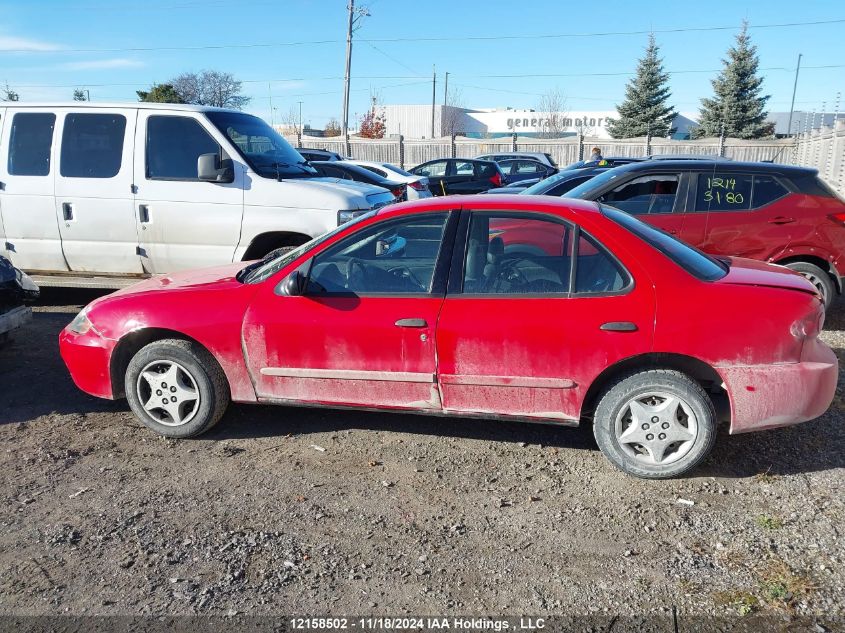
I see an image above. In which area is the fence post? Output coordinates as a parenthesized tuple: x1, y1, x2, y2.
(645, 130, 652, 157)
(512, 132, 517, 152)
(399, 135, 405, 169)
(578, 134, 584, 160)
(345, 135, 351, 158)
(297, 130, 302, 149)
(451, 134, 457, 158)
(718, 129, 726, 158)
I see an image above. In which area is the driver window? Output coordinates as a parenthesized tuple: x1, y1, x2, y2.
(307, 213, 448, 295)
(462, 212, 572, 295)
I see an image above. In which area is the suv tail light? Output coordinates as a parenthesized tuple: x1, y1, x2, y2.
(408, 181, 426, 191)
(391, 185, 406, 200)
(489, 172, 502, 187)
(828, 212, 845, 226)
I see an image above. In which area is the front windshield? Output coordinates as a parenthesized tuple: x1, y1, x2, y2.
(563, 168, 626, 199)
(206, 111, 318, 180)
(241, 211, 376, 284)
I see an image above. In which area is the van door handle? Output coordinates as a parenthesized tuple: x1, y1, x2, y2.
(138, 204, 150, 223)
(600, 321, 638, 332)
(62, 202, 74, 222)
(395, 318, 427, 328)
(768, 216, 795, 225)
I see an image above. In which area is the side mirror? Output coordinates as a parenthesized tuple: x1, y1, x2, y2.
(198, 153, 234, 183)
(278, 270, 307, 296)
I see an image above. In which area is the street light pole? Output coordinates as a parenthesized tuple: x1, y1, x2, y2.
(787, 53, 802, 137)
(431, 65, 436, 138)
(341, 0, 355, 142)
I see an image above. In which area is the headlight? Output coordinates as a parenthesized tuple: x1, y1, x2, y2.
(68, 309, 93, 335)
(337, 209, 370, 225)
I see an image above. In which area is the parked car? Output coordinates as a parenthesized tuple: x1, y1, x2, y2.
(476, 151, 557, 169)
(496, 158, 558, 185)
(298, 148, 345, 162)
(563, 159, 845, 307)
(564, 157, 644, 170)
(60, 195, 835, 479)
(0, 255, 39, 345)
(0, 103, 393, 289)
(346, 160, 433, 200)
(311, 160, 408, 203)
(486, 166, 611, 195)
(409, 158, 506, 196)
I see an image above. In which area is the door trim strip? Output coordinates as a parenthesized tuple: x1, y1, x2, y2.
(439, 374, 576, 389)
(261, 367, 436, 383)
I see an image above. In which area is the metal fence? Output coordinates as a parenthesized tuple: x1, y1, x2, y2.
(290, 124, 845, 196)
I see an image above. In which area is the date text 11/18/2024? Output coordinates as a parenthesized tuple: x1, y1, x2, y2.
(290, 616, 547, 630)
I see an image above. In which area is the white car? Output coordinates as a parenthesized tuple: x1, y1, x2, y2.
(0, 103, 394, 288)
(346, 160, 433, 200)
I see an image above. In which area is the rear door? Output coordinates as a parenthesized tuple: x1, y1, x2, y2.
(443, 159, 480, 194)
(595, 171, 686, 236)
(54, 108, 142, 273)
(412, 160, 448, 196)
(0, 108, 67, 272)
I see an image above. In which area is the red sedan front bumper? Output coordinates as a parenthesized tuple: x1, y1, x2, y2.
(719, 339, 838, 434)
(59, 327, 117, 400)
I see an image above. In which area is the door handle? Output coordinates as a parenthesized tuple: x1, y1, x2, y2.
(768, 216, 795, 225)
(138, 204, 150, 223)
(395, 318, 427, 328)
(600, 321, 638, 332)
(62, 202, 74, 222)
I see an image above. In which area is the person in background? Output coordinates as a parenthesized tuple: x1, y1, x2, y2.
(588, 147, 603, 162)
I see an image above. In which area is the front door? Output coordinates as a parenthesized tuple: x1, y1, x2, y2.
(133, 111, 244, 273)
(596, 171, 686, 236)
(54, 108, 142, 273)
(435, 210, 655, 421)
(242, 211, 454, 410)
(0, 108, 68, 272)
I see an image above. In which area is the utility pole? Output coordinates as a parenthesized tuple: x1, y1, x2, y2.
(786, 53, 802, 137)
(298, 100, 303, 135)
(443, 71, 449, 106)
(341, 1, 369, 143)
(431, 65, 436, 138)
(269, 83, 274, 126)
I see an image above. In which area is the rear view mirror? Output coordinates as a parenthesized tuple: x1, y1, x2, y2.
(198, 153, 234, 183)
(278, 270, 306, 296)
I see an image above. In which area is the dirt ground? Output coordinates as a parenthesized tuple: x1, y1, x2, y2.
(1, 288, 844, 624)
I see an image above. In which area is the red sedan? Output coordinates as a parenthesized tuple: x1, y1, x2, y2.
(59, 196, 837, 479)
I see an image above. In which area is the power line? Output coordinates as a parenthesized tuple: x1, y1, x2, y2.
(2, 18, 844, 53)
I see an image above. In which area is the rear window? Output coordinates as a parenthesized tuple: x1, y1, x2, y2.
(602, 206, 727, 281)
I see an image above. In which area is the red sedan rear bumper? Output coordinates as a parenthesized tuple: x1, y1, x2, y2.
(59, 327, 116, 400)
(719, 340, 838, 434)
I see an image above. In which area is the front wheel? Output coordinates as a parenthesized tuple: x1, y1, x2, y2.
(125, 339, 230, 438)
(593, 370, 717, 479)
(784, 262, 835, 309)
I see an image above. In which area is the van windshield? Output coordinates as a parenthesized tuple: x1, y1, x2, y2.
(206, 111, 318, 180)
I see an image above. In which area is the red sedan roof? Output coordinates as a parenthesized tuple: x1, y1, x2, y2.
(376, 194, 601, 218)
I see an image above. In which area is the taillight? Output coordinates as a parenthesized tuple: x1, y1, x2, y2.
(391, 186, 406, 200)
(828, 212, 845, 226)
(791, 305, 825, 340)
(409, 181, 425, 191)
(490, 172, 502, 187)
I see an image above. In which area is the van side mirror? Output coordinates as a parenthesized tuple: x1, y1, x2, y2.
(278, 270, 306, 296)
(198, 153, 234, 183)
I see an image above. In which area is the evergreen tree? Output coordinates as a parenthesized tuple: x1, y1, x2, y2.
(607, 34, 676, 138)
(136, 83, 185, 104)
(694, 21, 771, 139)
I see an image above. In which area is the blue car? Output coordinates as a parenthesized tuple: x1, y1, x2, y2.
(486, 166, 611, 196)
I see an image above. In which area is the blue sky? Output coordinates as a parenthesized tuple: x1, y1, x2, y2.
(1, 0, 844, 128)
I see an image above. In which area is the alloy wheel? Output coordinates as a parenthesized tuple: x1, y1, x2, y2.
(136, 360, 201, 426)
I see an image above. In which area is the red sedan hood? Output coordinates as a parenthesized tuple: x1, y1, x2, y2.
(111, 262, 248, 297)
(719, 257, 818, 296)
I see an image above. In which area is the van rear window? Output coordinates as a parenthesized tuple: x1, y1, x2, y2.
(602, 206, 727, 281)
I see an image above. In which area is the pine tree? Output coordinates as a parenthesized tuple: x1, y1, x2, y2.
(607, 34, 676, 138)
(694, 21, 771, 139)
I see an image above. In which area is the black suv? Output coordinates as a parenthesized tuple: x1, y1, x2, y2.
(409, 158, 506, 196)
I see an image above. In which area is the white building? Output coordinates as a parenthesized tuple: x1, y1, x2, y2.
(383, 104, 698, 140)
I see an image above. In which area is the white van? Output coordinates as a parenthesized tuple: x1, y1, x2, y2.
(0, 103, 394, 288)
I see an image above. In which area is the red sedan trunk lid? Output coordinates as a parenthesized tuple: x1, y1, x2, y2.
(718, 257, 818, 296)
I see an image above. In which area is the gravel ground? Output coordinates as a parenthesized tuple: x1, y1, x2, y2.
(1, 289, 843, 624)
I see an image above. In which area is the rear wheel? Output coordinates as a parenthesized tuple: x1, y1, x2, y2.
(784, 261, 835, 309)
(593, 370, 717, 479)
(125, 339, 230, 438)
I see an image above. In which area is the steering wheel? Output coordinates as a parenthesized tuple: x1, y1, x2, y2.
(388, 266, 425, 291)
(491, 258, 528, 291)
(344, 258, 368, 290)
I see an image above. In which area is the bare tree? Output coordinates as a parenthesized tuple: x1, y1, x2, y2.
(279, 105, 301, 134)
(442, 86, 465, 137)
(574, 116, 594, 137)
(2, 82, 19, 102)
(171, 70, 250, 109)
(324, 118, 342, 137)
(535, 88, 568, 139)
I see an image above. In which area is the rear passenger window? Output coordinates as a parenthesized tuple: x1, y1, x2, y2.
(8, 113, 56, 176)
(455, 161, 474, 176)
(601, 174, 679, 215)
(146, 116, 220, 180)
(696, 173, 753, 211)
(751, 175, 789, 207)
(61, 113, 126, 178)
(574, 232, 628, 294)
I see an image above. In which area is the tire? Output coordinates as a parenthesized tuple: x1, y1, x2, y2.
(593, 369, 717, 479)
(784, 261, 835, 309)
(124, 339, 230, 438)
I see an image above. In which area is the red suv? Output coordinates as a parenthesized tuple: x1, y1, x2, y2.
(59, 196, 836, 479)
(564, 161, 845, 306)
